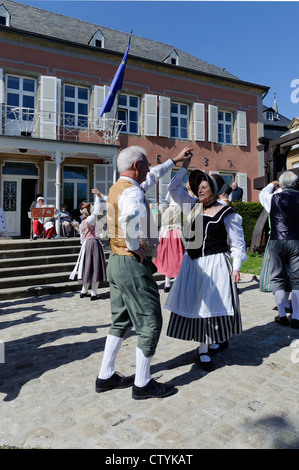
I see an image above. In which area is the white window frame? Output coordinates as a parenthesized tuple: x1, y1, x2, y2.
(218, 110, 233, 145)
(171, 101, 189, 140)
(63, 84, 89, 128)
(5, 75, 37, 135)
(118, 93, 140, 135)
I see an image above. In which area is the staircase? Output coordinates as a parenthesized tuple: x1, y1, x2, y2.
(0, 238, 164, 301)
(0, 237, 110, 301)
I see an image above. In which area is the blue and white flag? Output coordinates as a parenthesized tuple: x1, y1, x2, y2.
(99, 34, 131, 116)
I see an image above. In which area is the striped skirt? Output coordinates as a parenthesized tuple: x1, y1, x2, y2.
(166, 253, 242, 344)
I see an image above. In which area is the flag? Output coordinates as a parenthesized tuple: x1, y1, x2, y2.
(99, 34, 131, 117)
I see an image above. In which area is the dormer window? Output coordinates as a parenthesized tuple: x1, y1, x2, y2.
(163, 49, 179, 66)
(0, 5, 10, 26)
(91, 30, 105, 48)
(267, 111, 274, 121)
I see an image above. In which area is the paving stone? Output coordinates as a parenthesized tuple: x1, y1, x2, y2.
(0, 275, 298, 450)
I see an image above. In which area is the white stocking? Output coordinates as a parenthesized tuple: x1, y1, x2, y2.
(81, 283, 89, 294)
(134, 347, 152, 387)
(98, 334, 124, 379)
(274, 290, 287, 317)
(291, 290, 299, 320)
(91, 282, 99, 296)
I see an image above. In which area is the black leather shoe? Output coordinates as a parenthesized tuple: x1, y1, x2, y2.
(164, 286, 171, 293)
(80, 292, 91, 298)
(95, 372, 134, 393)
(90, 295, 101, 301)
(208, 341, 229, 356)
(274, 315, 289, 326)
(197, 353, 215, 372)
(132, 378, 177, 400)
(291, 318, 299, 329)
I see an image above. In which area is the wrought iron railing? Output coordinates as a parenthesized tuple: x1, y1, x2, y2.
(3, 106, 125, 145)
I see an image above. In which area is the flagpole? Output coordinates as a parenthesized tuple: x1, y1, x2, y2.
(112, 31, 132, 137)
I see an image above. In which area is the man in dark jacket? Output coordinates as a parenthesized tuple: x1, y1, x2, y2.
(259, 171, 299, 328)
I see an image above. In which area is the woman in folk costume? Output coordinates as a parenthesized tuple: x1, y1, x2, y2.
(70, 189, 107, 300)
(32, 196, 58, 239)
(154, 192, 185, 292)
(165, 157, 247, 371)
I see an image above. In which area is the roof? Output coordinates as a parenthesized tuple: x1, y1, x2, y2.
(262, 105, 291, 140)
(0, 0, 268, 89)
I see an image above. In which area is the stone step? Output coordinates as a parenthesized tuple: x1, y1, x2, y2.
(0, 262, 79, 279)
(0, 272, 164, 301)
(0, 253, 79, 269)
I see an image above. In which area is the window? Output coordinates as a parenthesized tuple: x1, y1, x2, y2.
(63, 165, 88, 209)
(171, 102, 189, 139)
(6, 75, 36, 122)
(91, 30, 105, 48)
(218, 110, 233, 144)
(118, 94, 139, 134)
(267, 111, 274, 121)
(0, 5, 10, 26)
(64, 85, 89, 128)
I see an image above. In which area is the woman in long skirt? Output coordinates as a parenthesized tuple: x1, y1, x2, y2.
(70, 189, 107, 300)
(165, 157, 247, 371)
(154, 193, 185, 292)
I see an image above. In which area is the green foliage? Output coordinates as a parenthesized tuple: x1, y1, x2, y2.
(241, 252, 263, 274)
(233, 201, 264, 247)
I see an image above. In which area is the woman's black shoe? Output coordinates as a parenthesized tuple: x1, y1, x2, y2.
(80, 292, 91, 298)
(197, 353, 215, 372)
(208, 341, 229, 356)
(164, 286, 171, 293)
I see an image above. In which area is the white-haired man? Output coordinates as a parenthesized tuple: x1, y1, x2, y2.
(259, 171, 299, 329)
(96, 145, 193, 399)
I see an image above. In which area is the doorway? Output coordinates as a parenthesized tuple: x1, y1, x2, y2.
(21, 179, 37, 236)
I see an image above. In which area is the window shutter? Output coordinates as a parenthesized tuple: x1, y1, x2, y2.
(94, 85, 105, 130)
(237, 111, 247, 146)
(94, 163, 114, 200)
(44, 161, 56, 206)
(40, 76, 57, 139)
(193, 103, 205, 141)
(144, 94, 157, 136)
(104, 85, 117, 120)
(208, 105, 218, 143)
(0, 68, 3, 135)
(159, 96, 170, 138)
(56, 78, 61, 132)
(237, 172, 247, 202)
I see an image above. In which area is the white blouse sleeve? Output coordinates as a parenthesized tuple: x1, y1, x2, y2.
(86, 195, 101, 226)
(224, 212, 247, 271)
(259, 183, 274, 213)
(168, 167, 197, 214)
(118, 185, 145, 251)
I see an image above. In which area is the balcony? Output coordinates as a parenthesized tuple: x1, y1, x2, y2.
(2, 107, 125, 146)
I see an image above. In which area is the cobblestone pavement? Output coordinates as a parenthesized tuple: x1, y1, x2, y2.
(0, 274, 299, 450)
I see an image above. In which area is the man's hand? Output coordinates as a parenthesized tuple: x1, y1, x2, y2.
(172, 147, 194, 165)
(271, 180, 280, 190)
(124, 246, 146, 264)
(232, 270, 240, 283)
(92, 188, 106, 198)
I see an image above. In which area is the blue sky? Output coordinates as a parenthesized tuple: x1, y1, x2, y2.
(15, 0, 299, 120)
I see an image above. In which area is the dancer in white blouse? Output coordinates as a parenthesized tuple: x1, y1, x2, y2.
(165, 156, 247, 371)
